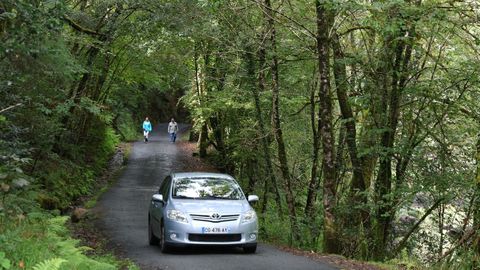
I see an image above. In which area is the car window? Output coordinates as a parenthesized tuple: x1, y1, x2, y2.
(172, 177, 244, 200)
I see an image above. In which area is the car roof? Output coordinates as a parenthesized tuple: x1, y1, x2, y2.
(171, 172, 235, 180)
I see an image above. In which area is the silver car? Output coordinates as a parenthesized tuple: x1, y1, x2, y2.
(148, 172, 259, 253)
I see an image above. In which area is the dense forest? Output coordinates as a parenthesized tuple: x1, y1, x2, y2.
(1, 0, 480, 269)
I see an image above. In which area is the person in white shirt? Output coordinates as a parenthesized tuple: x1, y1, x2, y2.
(168, 118, 178, 143)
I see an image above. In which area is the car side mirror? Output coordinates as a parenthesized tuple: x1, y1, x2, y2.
(152, 194, 164, 203)
(248, 195, 259, 203)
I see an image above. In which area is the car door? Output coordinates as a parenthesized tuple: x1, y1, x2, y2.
(150, 176, 171, 235)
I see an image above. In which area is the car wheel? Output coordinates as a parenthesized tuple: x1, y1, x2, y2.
(243, 244, 257, 254)
(159, 223, 171, 253)
(148, 218, 160, 246)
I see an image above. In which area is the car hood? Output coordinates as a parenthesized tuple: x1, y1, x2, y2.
(170, 199, 251, 214)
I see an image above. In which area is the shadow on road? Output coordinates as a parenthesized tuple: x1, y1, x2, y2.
(157, 246, 253, 256)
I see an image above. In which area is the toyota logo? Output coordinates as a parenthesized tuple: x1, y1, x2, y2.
(210, 213, 221, 220)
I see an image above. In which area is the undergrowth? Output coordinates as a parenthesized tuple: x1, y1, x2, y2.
(0, 214, 138, 270)
(35, 126, 119, 210)
(0, 114, 139, 270)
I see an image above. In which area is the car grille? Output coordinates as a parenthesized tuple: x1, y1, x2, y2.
(190, 214, 240, 223)
(188, 234, 242, 242)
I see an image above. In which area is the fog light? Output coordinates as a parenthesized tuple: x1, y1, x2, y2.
(249, 233, 256, 240)
(170, 233, 177, 239)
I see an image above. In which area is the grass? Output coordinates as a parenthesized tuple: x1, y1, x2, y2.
(84, 185, 109, 209)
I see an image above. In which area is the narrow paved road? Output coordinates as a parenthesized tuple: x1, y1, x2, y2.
(96, 123, 337, 270)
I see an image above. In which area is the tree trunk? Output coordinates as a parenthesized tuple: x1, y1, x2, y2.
(304, 70, 322, 247)
(373, 39, 402, 259)
(474, 133, 480, 260)
(196, 47, 209, 159)
(245, 45, 283, 217)
(374, 25, 415, 258)
(263, 0, 298, 242)
(315, 0, 338, 254)
(332, 34, 366, 195)
(331, 33, 372, 256)
(208, 51, 234, 173)
(199, 123, 208, 158)
(305, 72, 321, 217)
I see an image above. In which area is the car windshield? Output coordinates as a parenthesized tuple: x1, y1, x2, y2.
(172, 177, 244, 200)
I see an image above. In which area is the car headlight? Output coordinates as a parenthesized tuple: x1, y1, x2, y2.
(167, 210, 189, 224)
(241, 210, 257, 224)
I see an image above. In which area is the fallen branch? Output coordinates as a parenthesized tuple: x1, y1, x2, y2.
(0, 103, 22, 114)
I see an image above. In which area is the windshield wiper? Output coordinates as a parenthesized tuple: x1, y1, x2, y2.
(201, 195, 238, 200)
(173, 195, 196, 199)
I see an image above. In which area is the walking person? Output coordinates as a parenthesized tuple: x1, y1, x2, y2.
(168, 118, 178, 143)
(143, 117, 152, 143)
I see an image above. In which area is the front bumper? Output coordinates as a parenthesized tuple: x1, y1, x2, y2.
(163, 218, 258, 247)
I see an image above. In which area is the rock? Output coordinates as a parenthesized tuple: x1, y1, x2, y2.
(445, 224, 463, 239)
(0, 183, 9, 192)
(394, 214, 418, 235)
(71, 207, 89, 223)
(12, 178, 29, 188)
(399, 214, 417, 225)
(412, 192, 430, 208)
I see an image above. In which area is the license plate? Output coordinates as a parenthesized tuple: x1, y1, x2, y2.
(202, 227, 230, 233)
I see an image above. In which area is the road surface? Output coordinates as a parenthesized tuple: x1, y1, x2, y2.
(96, 124, 337, 270)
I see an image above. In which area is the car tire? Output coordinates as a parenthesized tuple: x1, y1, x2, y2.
(243, 244, 257, 254)
(159, 223, 171, 253)
(148, 218, 160, 246)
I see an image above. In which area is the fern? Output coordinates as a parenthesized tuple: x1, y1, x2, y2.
(32, 258, 66, 270)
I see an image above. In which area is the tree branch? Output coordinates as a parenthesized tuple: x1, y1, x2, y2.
(0, 103, 22, 114)
(393, 198, 444, 255)
(289, 99, 319, 116)
(338, 26, 374, 36)
(251, 0, 316, 39)
(438, 223, 480, 262)
(63, 15, 102, 36)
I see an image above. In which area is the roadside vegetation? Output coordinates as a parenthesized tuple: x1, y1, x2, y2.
(0, 214, 138, 270)
(1, 0, 480, 269)
(0, 0, 163, 269)
(177, 1, 480, 268)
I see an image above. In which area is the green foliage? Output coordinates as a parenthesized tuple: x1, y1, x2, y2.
(436, 249, 480, 270)
(259, 210, 293, 246)
(115, 112, 138, 141)
(386, 249, 422, 270)
(37, 161, 94, 210)
(31, 122, 120, 210)
(1, 0, 177, 268)
(0, 214, 124, 270)
(32, 258, 66, 270)
(2, 0, 480, 267)
(174, 0, 480, 265)
(0, 252, 11, 270)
